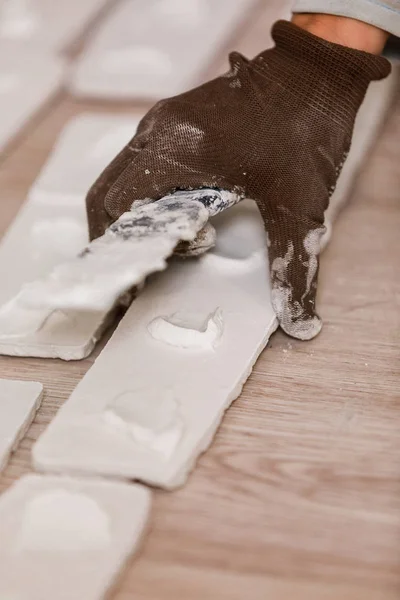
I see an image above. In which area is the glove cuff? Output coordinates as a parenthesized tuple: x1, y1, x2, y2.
(252, 20, 391, 127)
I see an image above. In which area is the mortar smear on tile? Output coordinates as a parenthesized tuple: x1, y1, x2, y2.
(12, 190, 240, 314)
(16, 489, 111, 552)
(104, 389, 184, 460)
(148, 308, 224, 350)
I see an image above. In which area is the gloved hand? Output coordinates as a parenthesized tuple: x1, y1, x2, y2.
(86, 20, 390, 340)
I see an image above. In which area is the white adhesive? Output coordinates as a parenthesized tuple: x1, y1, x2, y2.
(104, 389, 183, 460)
(148, 308, 223, 350)
(270, 241, 294, 288)
(16, 490, 111, 552)
(270, 239, 322, 341)
(271, 286, 322, 341)
(7, 190, 242, 321)
(15, 196, 210, 313)
(302, 228, 324, 300)
(206, 248, 265, 273)
(175, 221, 217, 257)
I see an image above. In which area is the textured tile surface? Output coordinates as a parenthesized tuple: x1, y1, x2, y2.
(70, 0, 258, 99)
(33, 200, 278, 488)
(29, 112, 142, 205)
(0, 0, 108, 51)
(0, 474, 151, 600)
(0, 44, 63, 151)
(0, 114, 140, 360)
(0, 379, 43, 471)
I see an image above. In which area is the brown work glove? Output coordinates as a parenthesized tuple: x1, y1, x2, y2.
(86, 20, 390, 340)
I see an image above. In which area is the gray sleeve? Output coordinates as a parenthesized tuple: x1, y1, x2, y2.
(292, 0, 400, 38)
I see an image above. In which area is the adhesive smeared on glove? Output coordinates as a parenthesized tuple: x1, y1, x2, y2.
(271, 227, 325, 340)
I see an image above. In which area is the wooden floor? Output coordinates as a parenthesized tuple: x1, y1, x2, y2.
(0, 2, 399, 598)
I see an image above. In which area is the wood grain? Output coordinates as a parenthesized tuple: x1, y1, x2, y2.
(0, 2, 399, 598)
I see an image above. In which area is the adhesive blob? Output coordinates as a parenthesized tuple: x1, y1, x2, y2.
(104, 389, 184, 460)
(15, 489, 111, 552)
(147, 308, 223, 350)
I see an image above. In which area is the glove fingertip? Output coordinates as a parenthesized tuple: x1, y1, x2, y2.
(271, 287, 322, 340)
(280, 314, 322, 341)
